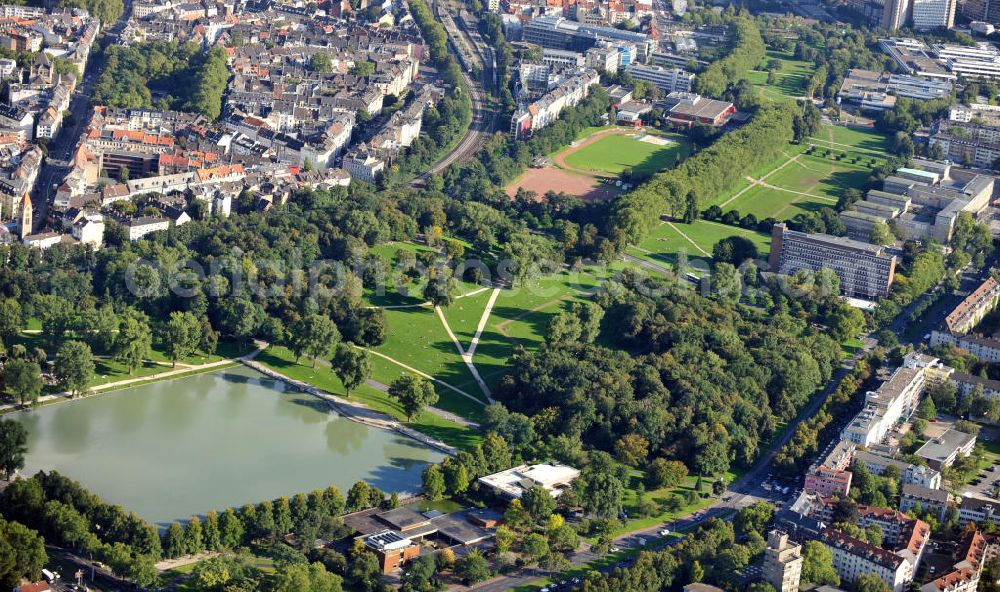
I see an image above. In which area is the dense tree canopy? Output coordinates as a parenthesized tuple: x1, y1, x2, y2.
(496, 274, 840, 474)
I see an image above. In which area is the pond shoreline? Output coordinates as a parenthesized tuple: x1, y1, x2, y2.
(242, 359, 459, 456)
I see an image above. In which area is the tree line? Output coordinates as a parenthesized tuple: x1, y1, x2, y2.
(693, 15, 766, 99)
(0, 469, 403, 589)
(489, 272, 841, 478)
(610, 103, 796, 249)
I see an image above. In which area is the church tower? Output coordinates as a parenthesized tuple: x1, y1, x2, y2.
(18, 193, 31, 239)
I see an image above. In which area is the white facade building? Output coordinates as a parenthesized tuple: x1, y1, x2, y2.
(912, 0, 956, 30)
(842, 366, 925, 447)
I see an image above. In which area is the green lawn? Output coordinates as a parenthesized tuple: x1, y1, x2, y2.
(442, 288, 495, 351)
(720, 130, 888, 221)
(4, 329, 251, 396)
(750, 49, 816, 104)
(255, 345, 483, 450)
(375, 307, 486, 401)
(563, 132, 689, 176)
(812, 124, 894, 154)
(473, 269, 607, 387)
(628, 220, 771, 273)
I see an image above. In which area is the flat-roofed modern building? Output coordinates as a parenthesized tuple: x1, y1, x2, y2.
(841, 366, 925, 447)
(625, 64, 694, 94)
(916, 429, 977, 470)
(768, 223, 897, 299)
(523, 16, 653, 58)
(478, 462, 580, 500)
(363, 530, 420, 573)
(912, 0, 957, 30)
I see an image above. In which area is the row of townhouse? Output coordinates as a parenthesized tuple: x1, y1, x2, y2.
(510, 68, 600, 139)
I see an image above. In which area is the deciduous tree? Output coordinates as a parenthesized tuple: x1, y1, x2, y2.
(388, 374, 438, 421)
(54, 340, 94, 397)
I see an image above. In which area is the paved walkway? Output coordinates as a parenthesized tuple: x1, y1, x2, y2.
(364, 378, 479, 428)
(719, 153, 802, 208)
(244, 359, 458, 455)
(435, 305, 494, 403)
(155, 552, 220, 571)
(466, 288, 500, 359)
(0, 346, 264, 413)
(362, 348, 485, 406)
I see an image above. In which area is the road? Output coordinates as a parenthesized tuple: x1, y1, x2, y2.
(31, 0, 134, 228)
(892, 266, 990, 345)
(470, 352, 864, 591)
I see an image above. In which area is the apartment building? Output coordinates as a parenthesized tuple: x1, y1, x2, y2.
(763, 531, 803, 592)
(930, 276, 1000, 364)
(932, 331, 1000, 363)
(947, 277, 1000, 335)
(920, 531, 986, 592)
(959, 495, 1000, 526)
(510, 69, 600, 139)
(855, 451, 943, 489)
(804, 466, 853, 497)
(841, 365, 925, 447)
(900, 484, 950, 521)
(341, 150, 385, 184)
(768, 223, 897, 299)
(821, 529, 915, 592)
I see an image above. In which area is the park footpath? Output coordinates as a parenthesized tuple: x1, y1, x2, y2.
(0, 349, 264, 414)
(242, 357, 460, 456)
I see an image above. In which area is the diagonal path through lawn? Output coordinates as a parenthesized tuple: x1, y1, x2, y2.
(363, 347, 486, 406)
(435, 302, 495, 403)
(666, 221, 710, 256)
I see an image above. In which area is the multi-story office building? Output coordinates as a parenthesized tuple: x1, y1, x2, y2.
(912, 0, 957, 29)
(763, 531, 803, 592)
(625, 64, 694, 93)
(523, 16, 653, 60)
(768, 223, 897, 299)
(883, 0, 913, 30)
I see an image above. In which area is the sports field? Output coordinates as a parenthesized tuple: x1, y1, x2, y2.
(506, 127, 689, 200)
(562, 131, 688, 176)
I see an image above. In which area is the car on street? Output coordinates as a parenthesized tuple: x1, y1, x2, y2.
(659, 529, 671, 536)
